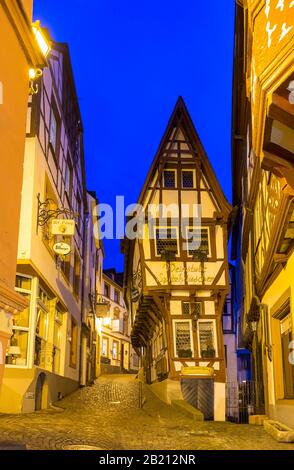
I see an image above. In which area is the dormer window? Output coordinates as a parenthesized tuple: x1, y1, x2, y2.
(163, 170, 176, 188)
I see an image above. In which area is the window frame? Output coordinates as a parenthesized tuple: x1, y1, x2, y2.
(163, 169, 177, 189)
(104, 282, 110, 299)
(173, 319, 194, 358)
(112, 340, 119, 360)
(181, 169, 196, 189)
(49, 97, 60, 161)
(64, 153, 73, 206)
(197, 319, 218, 359)
(114, 289, 120, 304)
(6, 274, 33, 368)
(154, 225, 180, 258)
(185, 225, 211, 258)
(101, 337, 109, 357)
(69, 316, 78, 368)
(73, 251, 81, 299)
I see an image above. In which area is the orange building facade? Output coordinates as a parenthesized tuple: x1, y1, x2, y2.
(0, 0, 46, 388)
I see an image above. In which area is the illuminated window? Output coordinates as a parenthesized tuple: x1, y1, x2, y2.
(280, 312, 294, 399)
(112, 340, 119, 360)
(6, 275, 32, 367)
(53, 308, 63, 374)
(174, 321, 192, 357)
(102, 337, 109, 357)
(35, 292, 49, 368)
(198, 321, 216, 358)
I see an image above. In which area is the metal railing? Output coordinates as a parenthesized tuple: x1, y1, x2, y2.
(226, 380, 265, 423)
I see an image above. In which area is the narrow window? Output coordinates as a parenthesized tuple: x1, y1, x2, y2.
(102, 337, 108, 357)
(182, 302, 191, 315)
(280, 313, 294, 399)
(69, 317, 78, 368)
(198, 321, 216, 358)
(73, 252, 80, 299)
(114, 289, 120, 304)
(182, 301, 202, 316)
(112, 340, 119, 360)
(65, 154, 73, 204)
(53, 308, 63, 374)
(156, 227, 178, 258)
(186, 227, 210, 259)
(174, 321, 192, 358)
(49, 98, 60, 158)
(104, 282, 110, 298)
(163, 170, 176, 188)
(182, 170, 194, 188)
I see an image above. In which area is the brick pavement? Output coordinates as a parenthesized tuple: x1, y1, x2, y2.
(0, 374, 293, 450)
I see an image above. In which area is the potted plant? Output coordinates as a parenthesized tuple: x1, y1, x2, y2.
(178, 349, 193, 358)
(201, 349, 216, 358)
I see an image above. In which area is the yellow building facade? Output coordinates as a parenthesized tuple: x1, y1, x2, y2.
(0, 40, 90, 413)
(232, 0, 294, 427)
(0, 0, 46, 389)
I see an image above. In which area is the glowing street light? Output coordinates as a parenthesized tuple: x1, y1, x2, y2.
(32, 20, 51, 58)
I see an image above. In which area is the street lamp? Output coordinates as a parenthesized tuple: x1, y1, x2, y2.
(32, 21, 51, 58)
(29, 21, 52, 94)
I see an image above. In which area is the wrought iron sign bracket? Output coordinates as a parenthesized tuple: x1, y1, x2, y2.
(36, 193, 79, 234)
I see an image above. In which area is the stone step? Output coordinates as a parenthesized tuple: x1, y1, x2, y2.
(171, 400, 204, 421)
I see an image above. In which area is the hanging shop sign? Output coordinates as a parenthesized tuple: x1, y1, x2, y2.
(51, 219, 75, 236)
(53, 242, 71, 256)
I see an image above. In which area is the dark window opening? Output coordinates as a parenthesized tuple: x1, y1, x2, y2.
(163, 170, 176, 188)
(156, 228, 178, 257)
(182, 170, 194, 188)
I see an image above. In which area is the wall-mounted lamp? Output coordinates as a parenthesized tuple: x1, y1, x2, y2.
(32, 21, 51, 58)
(29, 21, 52, 95)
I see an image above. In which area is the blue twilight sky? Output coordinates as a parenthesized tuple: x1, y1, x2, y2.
(33, 0, 235, 271)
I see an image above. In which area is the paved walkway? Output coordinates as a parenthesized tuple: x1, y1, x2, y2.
(0, 374, 293, 450)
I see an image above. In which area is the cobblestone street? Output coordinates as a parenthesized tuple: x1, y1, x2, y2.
(0, 374, 293, 450)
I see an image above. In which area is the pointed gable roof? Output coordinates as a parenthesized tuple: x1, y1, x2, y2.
(138, 96, 231, 219)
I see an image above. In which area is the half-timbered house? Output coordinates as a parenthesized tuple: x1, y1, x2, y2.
(123, 97, 231, 420)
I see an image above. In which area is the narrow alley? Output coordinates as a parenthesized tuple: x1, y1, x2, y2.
(0, 375, 292, 451)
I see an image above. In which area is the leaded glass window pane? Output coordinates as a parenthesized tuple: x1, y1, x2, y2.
(163, 170, 176, 188)
(199, 321, 216, 358)
(175, 321, 192, 357)
(182, 170, 194, 188)
(156, 228, 178, 256)
(187, 228, 209, 257)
